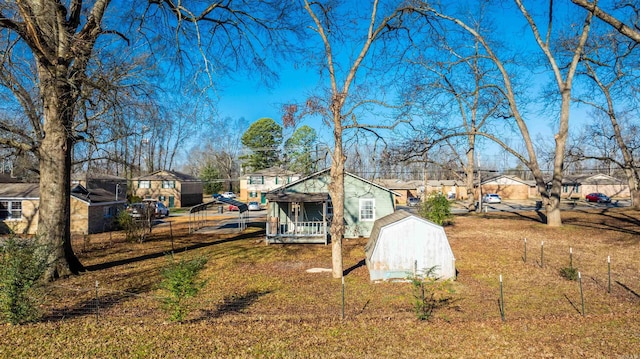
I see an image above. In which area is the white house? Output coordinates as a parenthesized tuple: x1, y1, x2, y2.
(365, 210, 456, 281)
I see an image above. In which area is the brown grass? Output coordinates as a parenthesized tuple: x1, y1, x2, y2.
(1, 209, 639, 358)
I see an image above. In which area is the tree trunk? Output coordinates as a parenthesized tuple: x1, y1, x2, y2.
(329, 118, 346, 279)
(37, 71, 84, 281)
(630, 188, 640, 210)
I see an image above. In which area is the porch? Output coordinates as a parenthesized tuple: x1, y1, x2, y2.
(265, 192, 331, 245)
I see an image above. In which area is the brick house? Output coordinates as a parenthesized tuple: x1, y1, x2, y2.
(133, 170, 203, 208)
(239, 167, 301, 204)
(0, 183, 125, 235)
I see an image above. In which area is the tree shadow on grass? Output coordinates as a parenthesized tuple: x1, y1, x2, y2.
(40, 283, 154, 322)
(190, 290, 271, 323)
(84, 230, 265, 272)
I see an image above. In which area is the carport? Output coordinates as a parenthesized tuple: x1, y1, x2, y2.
(188, 198, 248, 233)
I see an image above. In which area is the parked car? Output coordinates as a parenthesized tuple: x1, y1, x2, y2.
(212, 193, 222, 199)
(140, 199, 169, 218)
(585, 192, 611, 203)
(155, 202, 170, 217)
(126, 203, 148, 219)
(407, 197, 420, 207)
(248, 201, 261, 211)
(482, 193, 502, 204)
(228, 204, 239, 211)
(221, 192, 236, 199)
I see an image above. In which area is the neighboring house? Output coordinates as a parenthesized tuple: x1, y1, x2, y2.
(239, 167, 301, 204)
(373, 179, 415, 205)
(265, 169, 399, 244)
(425, 180, 468, 200)
(0, 183, 40, 235)
(559, 173, 629, 199)
(365, 210, 456, 281)
(0, 183, 125, 235)
(480, 175, 536, 200)
(133, 170, 203, 208)
(72, 173, 127, 201)
(70, 184, 127, 234)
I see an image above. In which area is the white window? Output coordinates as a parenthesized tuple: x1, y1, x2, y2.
(249, 176, 264, 185)
(162, 181, 175, 189)
(359, 199, 375, 221)
(139, 180, 150, 188)
(0, 201, 22, 220)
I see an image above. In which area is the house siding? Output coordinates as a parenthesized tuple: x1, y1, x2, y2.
(0, 199, 39, 235)
(284, 172, 396, 238)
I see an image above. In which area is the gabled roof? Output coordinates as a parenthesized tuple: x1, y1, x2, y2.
(71, 173, 126, 182)
(71, 184, 123, 204)
(245, 166, 300, 177)
(0, 183, 123, 204)
(373, 179, 416, 190)
(481, 175, 535, 186)
(0, 183, 40, 198)
(134, 170, 201, 182)
(562, 173, 624, 185)
(268, 168, 400, 197)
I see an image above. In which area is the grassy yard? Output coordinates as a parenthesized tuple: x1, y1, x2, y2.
(1, 209, 638, 358)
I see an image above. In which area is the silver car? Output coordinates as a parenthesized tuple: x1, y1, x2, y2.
(482, 193, 502, 204)
(248, 201, 261, 211)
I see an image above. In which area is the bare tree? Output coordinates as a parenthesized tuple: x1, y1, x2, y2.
(573, 29, 640, 207)
(571, 0, 640, 44)
(418, 1, 593, 226)
(298, 0, 419, 278)
(0, 1, 290, 280)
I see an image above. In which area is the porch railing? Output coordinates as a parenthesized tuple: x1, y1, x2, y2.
(267, 220, 327, 237)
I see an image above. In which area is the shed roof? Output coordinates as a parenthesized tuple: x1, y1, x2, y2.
(365, 210, 435, 259)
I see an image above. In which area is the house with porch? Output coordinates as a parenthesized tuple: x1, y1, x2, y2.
(133, 170, 203, 208)
(265, 169, 399, 244)
(239, 167, 301, 204)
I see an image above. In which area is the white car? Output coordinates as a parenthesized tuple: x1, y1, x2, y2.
(221, 192, 236, 199)
(248, 201, 261, 211)
(482, 193, 502, 204)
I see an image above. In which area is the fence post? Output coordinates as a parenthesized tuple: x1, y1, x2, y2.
(95, 280, 100, 324)
(607, 256, 611, 294)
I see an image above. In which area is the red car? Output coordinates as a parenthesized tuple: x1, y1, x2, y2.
(228, 204, 239, 211)
(585, 193, 611, 203)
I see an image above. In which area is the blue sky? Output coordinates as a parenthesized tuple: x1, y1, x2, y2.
(205, 1, 611, 171)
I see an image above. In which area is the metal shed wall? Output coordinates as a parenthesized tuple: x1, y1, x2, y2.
(366, 211, 455, 281)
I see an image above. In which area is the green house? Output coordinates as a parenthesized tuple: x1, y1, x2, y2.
(265, 169, 398, 244)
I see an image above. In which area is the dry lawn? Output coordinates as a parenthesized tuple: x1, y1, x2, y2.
(1, 208, 639, 358)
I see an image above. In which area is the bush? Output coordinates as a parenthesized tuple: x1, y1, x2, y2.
(159, 255, 208, 322)
(407, 266, 455, 321)
(560, 266, 579, 281)
(418, 192, 453, 226)
(116, 210, 148, 243)
(0, 236, 47, 324)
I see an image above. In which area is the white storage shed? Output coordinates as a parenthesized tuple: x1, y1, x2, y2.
(365, 210, 456, 281)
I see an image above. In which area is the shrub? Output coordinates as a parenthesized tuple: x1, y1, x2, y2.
(159, 255, 208, 322)
(560, 266, 579, 281)
(0, 236, 47, 324)
(407, 266, 455, 321)
(116, 210, 148, 243)
(418, 192, 453, 225)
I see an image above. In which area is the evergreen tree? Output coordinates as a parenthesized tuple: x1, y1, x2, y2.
(240, 118, 283, 172)
(284, 125, 317, 175)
